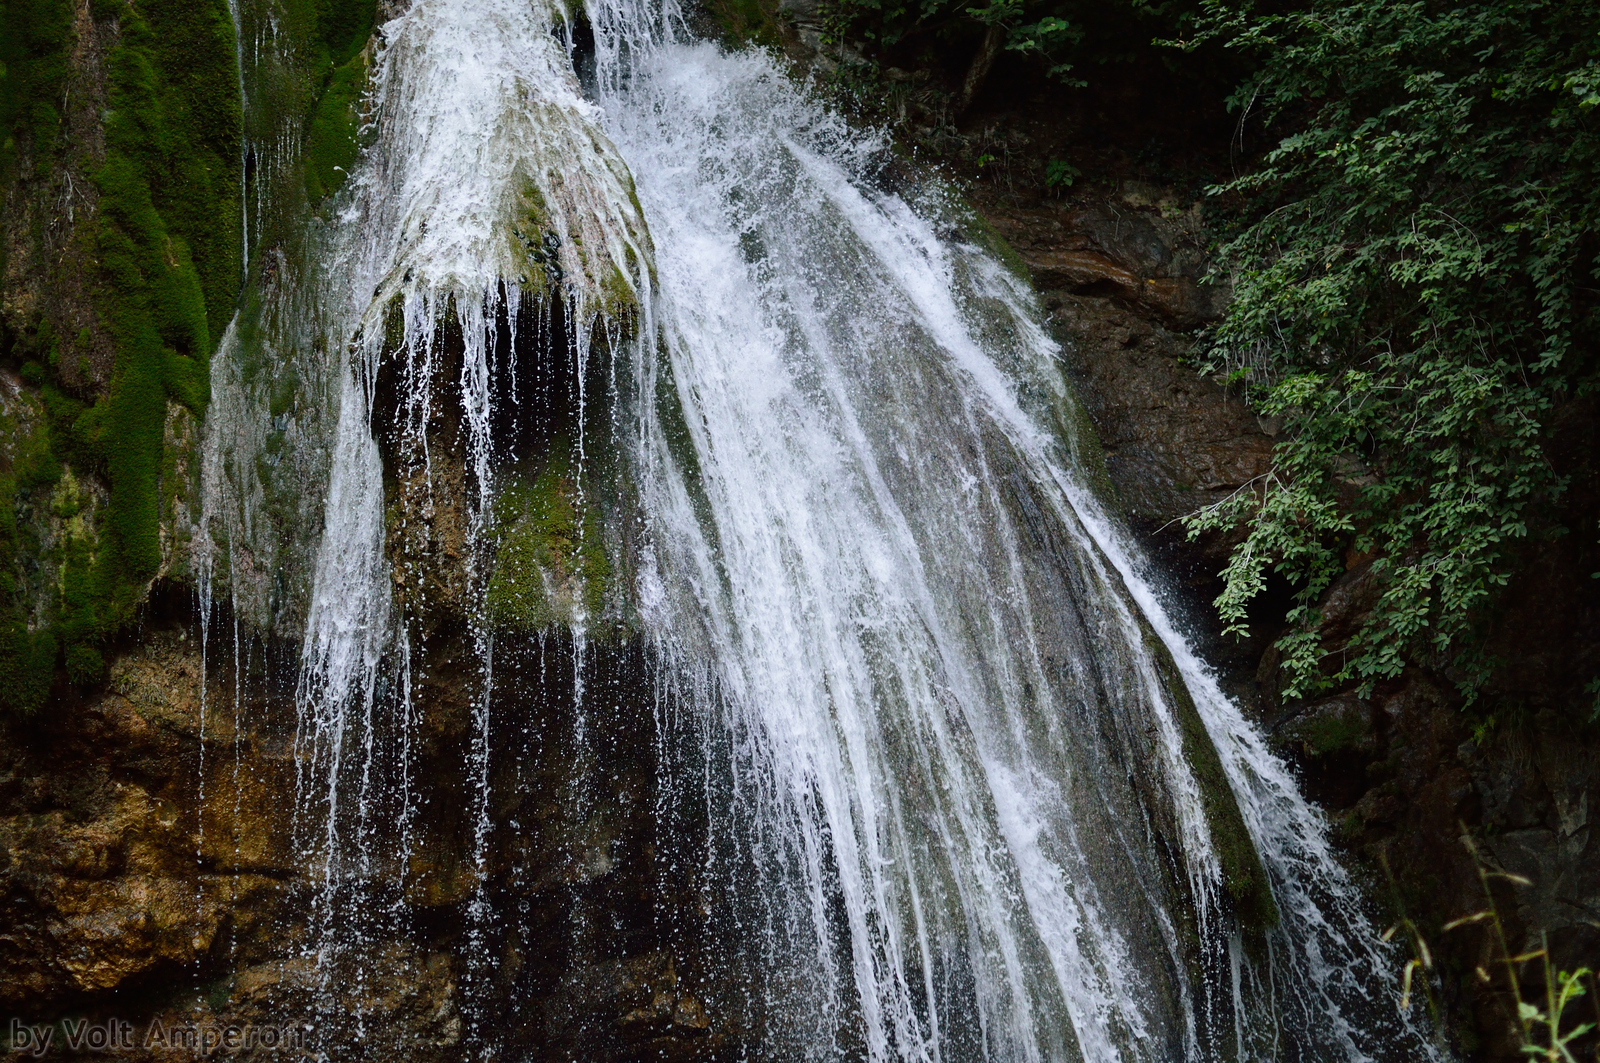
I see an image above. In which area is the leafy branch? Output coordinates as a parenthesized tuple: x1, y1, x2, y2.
(1177, 0, 1600, 703)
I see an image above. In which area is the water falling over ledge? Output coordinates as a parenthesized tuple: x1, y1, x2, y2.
(191, 0, 1447, 1058)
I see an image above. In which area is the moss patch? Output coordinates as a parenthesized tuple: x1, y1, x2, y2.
(0, 382, 66, 712)
(304, 49, 370, 204)
(1, 0, 381, 711)
(509, 179, 561, 297)
(1146, 629, 1280, 933)
(0, 0, 243, 712)
(486, 452, 611, 633)
(275, 0, 376, 207)
(0, 0, 75, 182)
(1289, 702, 1371, 756)
(83, 0, 238, 584)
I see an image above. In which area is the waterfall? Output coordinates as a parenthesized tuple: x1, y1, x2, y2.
(198, 0, 1443, 1058)
(589, 13, 1437, 1059)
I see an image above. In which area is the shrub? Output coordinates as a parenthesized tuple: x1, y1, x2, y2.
(1180, 0, 1600, 701)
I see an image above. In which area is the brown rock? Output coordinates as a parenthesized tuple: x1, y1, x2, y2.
(1029, 248, 1143, 299)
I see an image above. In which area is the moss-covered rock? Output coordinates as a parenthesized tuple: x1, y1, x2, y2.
(0, 0, 385, 708)
(303, 47, 372, 205)
(1145, 627, 1279, 934)
(0, 0, 246, 710)
(486, 454, 611, 634)
(0, 0, 76, 186)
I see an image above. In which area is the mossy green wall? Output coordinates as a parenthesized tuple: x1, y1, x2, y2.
(296, 0, 375, 204)
(0, 0, 75, 182)
(0, 0, 376, 713)
(487, 451, 613, 633)
(1, 0, 243, 712)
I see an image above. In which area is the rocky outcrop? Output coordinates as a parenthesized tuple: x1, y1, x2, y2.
(0, 626, 294, 1012)
(0, 610, 738, 1061)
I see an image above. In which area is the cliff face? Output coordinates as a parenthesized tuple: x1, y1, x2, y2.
(0, 311, 729, 1060)
(0, 2, 719, 1058)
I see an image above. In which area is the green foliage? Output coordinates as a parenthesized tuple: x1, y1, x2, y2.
(1517, 968, 1598, 1062)
(1044, 158, 1079, 188)
(1182, 0, 1600, 701)
(1438, 838, 1600, 1059)
(821, 0, 1193, 87)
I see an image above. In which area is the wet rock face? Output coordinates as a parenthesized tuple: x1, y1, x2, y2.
(987, 193, 1228, 329)
(980, 189, 1274, 571)
(362, 298, 729, 1059)
(0, 625, 308, 1038)
(0, 616, 736, 1060)
(0, 0, 120, 398)
(1046, 294, 1272, 540)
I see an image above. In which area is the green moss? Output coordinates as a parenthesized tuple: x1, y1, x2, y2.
(64, 643, 104, 685)
(313, 0, 375, 66)
(0, 461, 54, 714)
(508, 180, 562, 297)
(0, 0, 74, 182)
(81, 0, 239, 597)
(64, 0, 236, 611)
(957, 203, 1031, 284)
(0, 385, 63, 714)
(103, 0, 245, 342)
(1295, 706, 1370, 756)
(0, 623, 57, 714)
(486, 452, 612, 633)
(304, 50, 369, 204)
(1146, 629, 1280, 933)
(268, 0, 375, 205)
(232, 0, 374, 249)
(0, 0, 382, 712)
(0, 0, 242, 711)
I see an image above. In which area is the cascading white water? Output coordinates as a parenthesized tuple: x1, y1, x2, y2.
(198, 0, 1446, 1057)
(585, 8, 1441, 1061)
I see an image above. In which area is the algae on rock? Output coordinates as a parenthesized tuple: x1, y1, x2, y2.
(486, 454, 613, 634)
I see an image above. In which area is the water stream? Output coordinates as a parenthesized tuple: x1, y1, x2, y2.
(198, 0, 1441, 1057)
